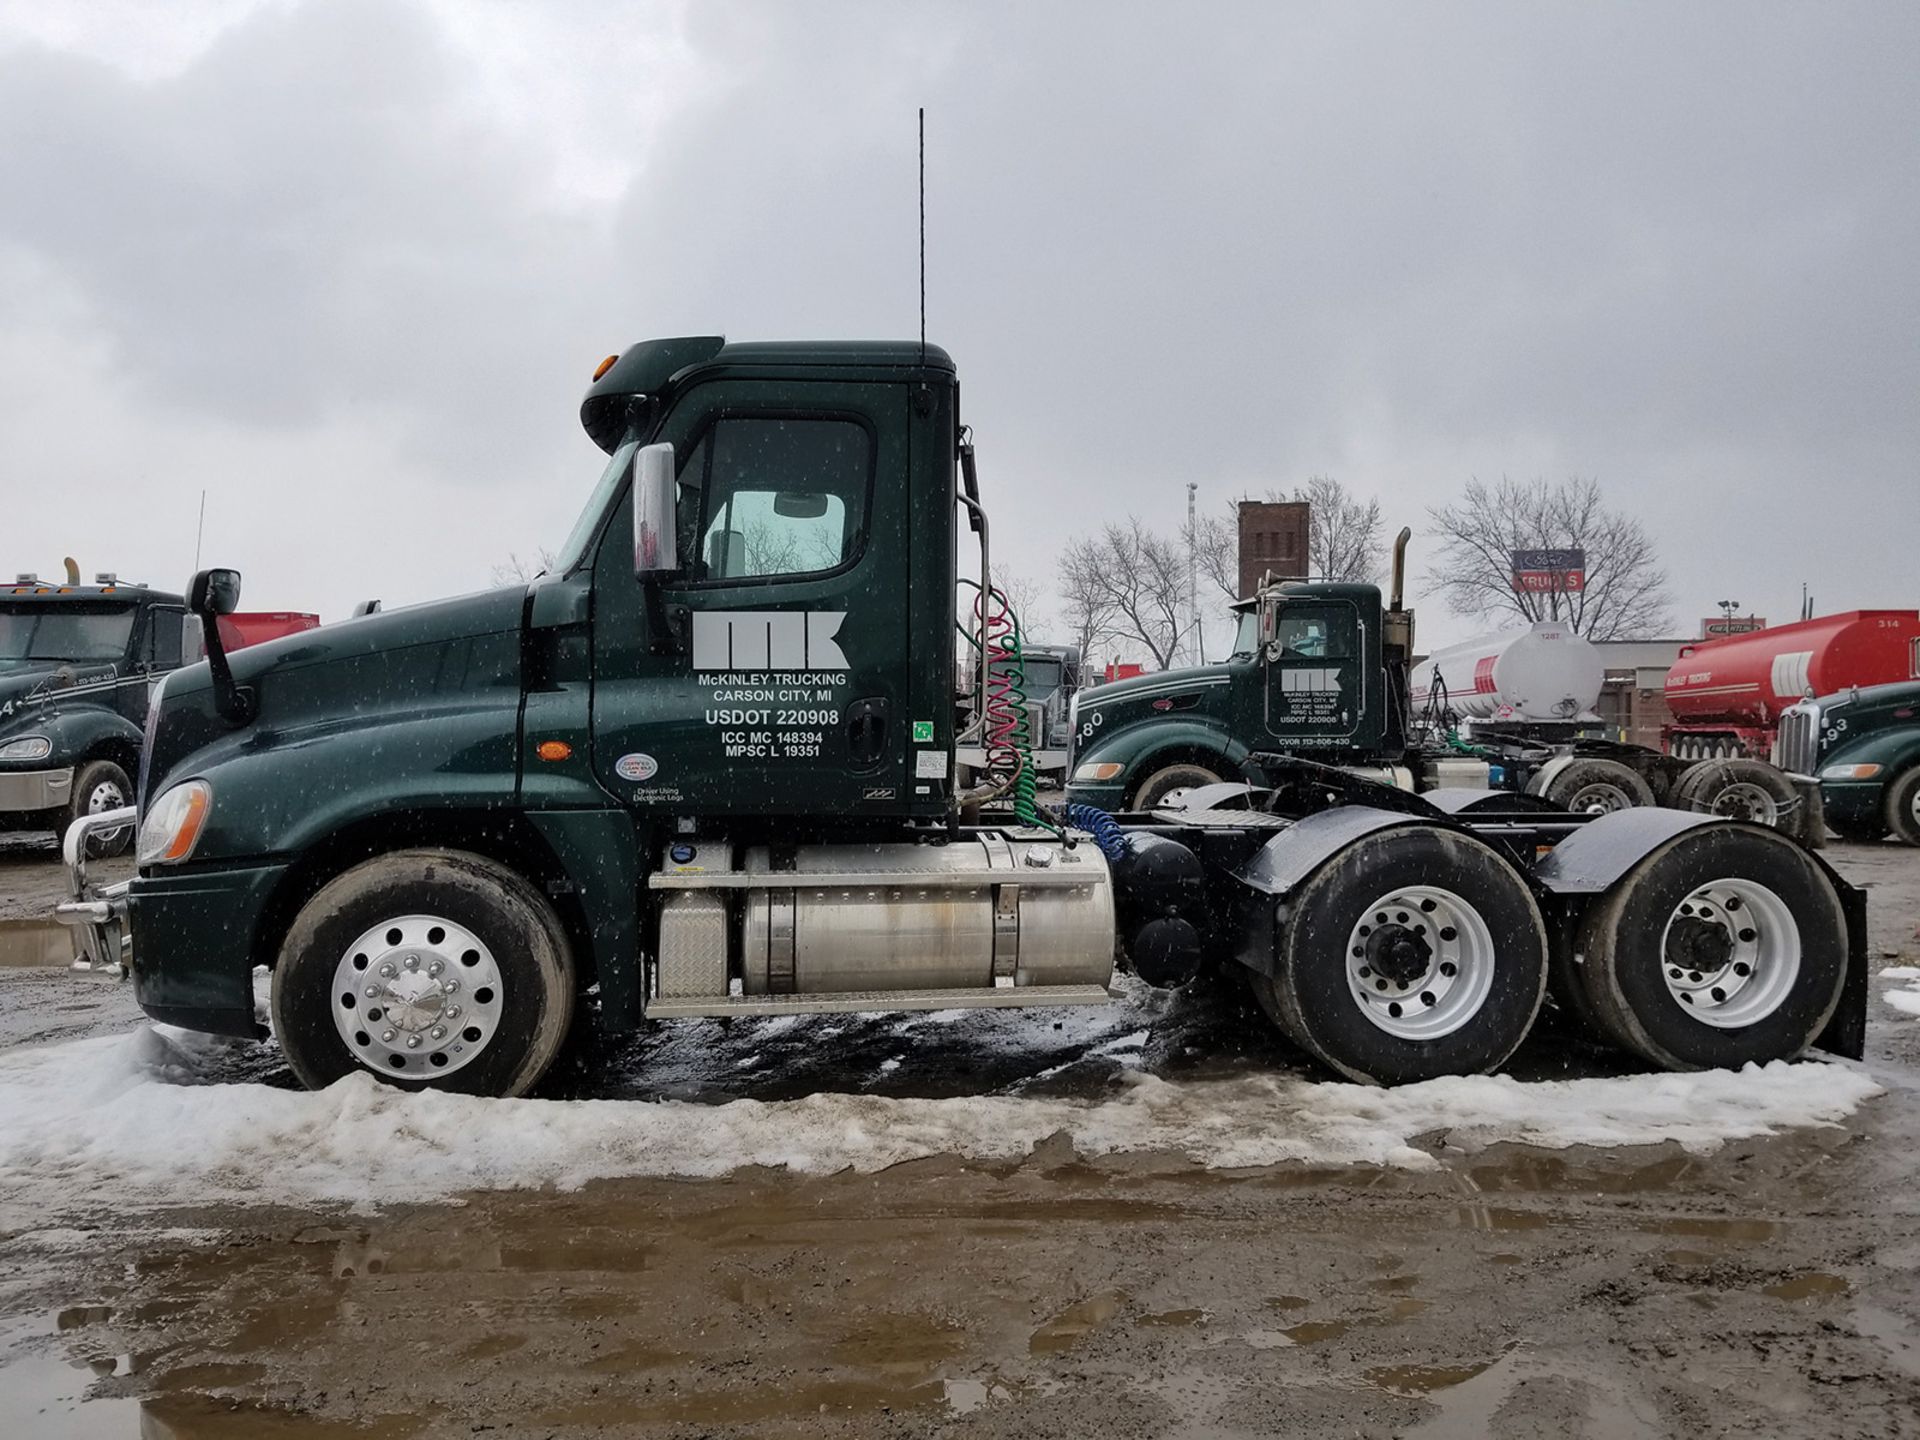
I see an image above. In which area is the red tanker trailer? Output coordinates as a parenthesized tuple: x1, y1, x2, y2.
(1665, 610, 1920, 762)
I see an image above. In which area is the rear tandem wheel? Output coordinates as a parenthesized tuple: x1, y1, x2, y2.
(1253, 826, 1549, 1085)
(1570, 825, 1847, 1070)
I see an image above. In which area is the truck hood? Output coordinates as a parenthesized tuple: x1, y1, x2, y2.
(0, 661, 119, 719)
(166, 587, 528, 697)
(1075, 663, 1232, 707)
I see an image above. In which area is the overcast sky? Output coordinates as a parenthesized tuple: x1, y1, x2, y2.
(3, 0, 1914, 654)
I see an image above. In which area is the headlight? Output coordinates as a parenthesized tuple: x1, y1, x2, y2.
(1073, 761, 1124, 782)
(138, 781, 213, 865)
(0, 735, 52, 761)
(1820, 763, 1883, 781)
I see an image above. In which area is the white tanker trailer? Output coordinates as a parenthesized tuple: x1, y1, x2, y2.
(1412, 622, 1606, 727)
(1408, 624, 1819, 844)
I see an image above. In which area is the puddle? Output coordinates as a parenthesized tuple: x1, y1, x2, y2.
(1029, 1291, 1124, 1355)
(540, 1377, 948, 1427)
(1763, 1272, 1849, 1301)
(1637, 1216, 1780, 1242)
(1265, 1294, 1312, 1311)
(1366, 1358, 1501, 1394)
(1138, 1308, 1207, 1327)
(0, 1311, 423, 1438)
(1282, 1319, 1351, 1345)
(0, 919, 75, 968)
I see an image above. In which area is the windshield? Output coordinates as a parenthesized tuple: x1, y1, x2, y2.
(1231, 609, 1259, 656)
(0, 605, 136, 664)
(553, 439, 639, 575)
(1024, 657, 1064, 696)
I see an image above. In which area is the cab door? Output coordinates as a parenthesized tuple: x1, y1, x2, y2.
(588, 380, 912, 816)
(1262, 599, 1365, 748)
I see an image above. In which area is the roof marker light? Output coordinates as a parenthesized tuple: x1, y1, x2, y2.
(592, 354, 619, 381)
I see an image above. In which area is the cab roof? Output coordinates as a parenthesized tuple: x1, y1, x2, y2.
(3, 581, 179, 605)
(581, 336, 956, 452)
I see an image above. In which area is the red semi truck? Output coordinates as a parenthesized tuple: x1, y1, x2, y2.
(1665, 610, 1920, 762)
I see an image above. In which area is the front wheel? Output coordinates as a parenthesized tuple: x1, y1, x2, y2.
(67, 759, 133, 858)
(1253, 826, 1549, 1085)
(271, 849, 575, 1097)
(1130, 762, 1222, 811)
(1886, 767, 1920, 847)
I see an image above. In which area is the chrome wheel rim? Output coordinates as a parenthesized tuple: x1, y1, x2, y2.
(1344, 885, 1495, 1039)
(330, 914, 504, 1077)
(1709, 782, 1780, 827)
(1567, 781, 1634, 814)
(1660, 878, 1800, 1028)
(87, 779, 129, 843)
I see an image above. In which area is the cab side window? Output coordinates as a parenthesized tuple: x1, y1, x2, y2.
(676, 417, 869, 582)
(1273, 609, 1352, 660)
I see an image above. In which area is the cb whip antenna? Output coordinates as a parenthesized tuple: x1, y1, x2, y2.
(918, 107, 926, 365)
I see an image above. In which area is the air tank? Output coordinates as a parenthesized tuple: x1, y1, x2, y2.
(1664, 610, 1920, 726)
(1411, 622, 1605, 722)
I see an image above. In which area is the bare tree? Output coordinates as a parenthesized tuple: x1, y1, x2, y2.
(491, 547, 558, 586)
(1060, 520, 1186, 669)
(1296, 475, 1384, 583)
(991, 570, 1051, 641)
(1189, 476, 1385, 605)
(1058, 538, 1120, 664)
(1426, 477, 1674, 640)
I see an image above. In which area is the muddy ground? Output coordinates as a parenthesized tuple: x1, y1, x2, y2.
(1, 836, 1918, 1438)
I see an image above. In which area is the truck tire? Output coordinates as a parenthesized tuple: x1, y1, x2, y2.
(1253, 826, 1549, 1085)
(1542, 759, 1655, 815)
(1673, 758, 1801, 835)
(271, 848, 575, 1097)
(1825, 815, 1887, 844)
(1572, 825, 1846, 1070)
(67, 759, 133, 858)
(1886, 766, 1920, 847)
(1130, 762, 1222, 812)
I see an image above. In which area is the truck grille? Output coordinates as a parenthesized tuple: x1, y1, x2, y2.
(1775, 704, 1818, 776)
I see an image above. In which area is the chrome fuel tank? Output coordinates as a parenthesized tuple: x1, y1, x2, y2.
(739, 835, 1113, 995)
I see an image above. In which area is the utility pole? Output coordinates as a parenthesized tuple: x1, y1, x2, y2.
(1186, 481, 1202, 665)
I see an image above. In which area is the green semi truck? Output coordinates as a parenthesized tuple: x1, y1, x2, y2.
(1063, 565, 1817, 842)
(1, 573, 192, 858)
(1779, 681, 1920, 845)
(60, 336, 1867, 1097)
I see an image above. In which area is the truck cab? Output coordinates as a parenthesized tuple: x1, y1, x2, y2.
(1066, 581, 1400, 811)
(0, 576, 191, 855)
(1780, 680, 1920, 844)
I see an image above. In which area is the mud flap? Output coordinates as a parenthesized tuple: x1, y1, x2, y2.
(1813, 865, 1868, 1060)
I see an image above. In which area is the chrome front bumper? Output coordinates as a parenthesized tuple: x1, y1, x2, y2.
(0, 766, 74, 813)
(54, 806, 136, 973)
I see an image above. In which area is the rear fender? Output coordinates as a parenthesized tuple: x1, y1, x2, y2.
(1226, 805, 1429, 979)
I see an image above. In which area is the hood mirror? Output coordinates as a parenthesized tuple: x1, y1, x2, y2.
(186, 567, 254, 725)
(188, 567, 242, 618)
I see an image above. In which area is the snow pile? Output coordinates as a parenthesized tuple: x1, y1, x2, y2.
(0, 1025, 1880, 1222)
(1880, 966, 1920, 1017)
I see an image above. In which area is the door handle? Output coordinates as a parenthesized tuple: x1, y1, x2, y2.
(846, 697, 889, 768)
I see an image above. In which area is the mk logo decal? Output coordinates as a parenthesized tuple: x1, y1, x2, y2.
(1279, 667, 1342, 694)
(691, 611, 850, 671)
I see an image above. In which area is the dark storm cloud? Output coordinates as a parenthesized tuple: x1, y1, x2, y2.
(2, 0, 1915, 630)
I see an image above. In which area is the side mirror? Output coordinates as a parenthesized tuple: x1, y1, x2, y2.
(1258, 599, 1278, 647)
(632, 443, 680, 578)
(187, 567, 242, 617)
